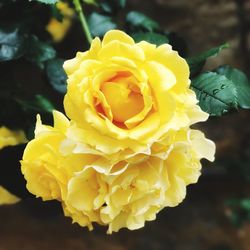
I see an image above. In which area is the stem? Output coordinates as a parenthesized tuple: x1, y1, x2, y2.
(73, 0, 92, 45)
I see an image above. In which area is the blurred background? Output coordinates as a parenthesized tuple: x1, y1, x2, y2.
(0, 0, 250, 249)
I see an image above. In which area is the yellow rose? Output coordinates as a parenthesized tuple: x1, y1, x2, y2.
(21, 112, 215, 233)
(46, 2, 74, 42)
(63, 30, 209, 161)
(0, 126, 26, 205)
(21, 111, 72, 201)
(63, 127, 215, 233)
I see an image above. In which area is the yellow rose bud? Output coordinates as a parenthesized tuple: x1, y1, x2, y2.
(0, 126, 27, 205)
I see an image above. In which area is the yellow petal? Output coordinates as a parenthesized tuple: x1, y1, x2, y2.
(0, 186, 20, 205)
(102, 30, 135, 46)
(53, 111, 70, 133)
(99, 40, 145, 61)
(189, 130, 216, 162)
(67, 169, 98, 211)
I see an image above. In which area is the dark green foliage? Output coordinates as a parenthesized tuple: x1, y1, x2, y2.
(0, 26, 56, 67)
(125, 12, 188, 56)
(34, 0, 58, 4)
(0, 1, 62, 136)
(100, 0, 126, 13)
(226, 199, 250, 227)
(17, 95, 55, 113)
(191, 66, 250, 116)
(25, 35, 56, 68)
(126, 11, 159, 32)
(191, 72, 238, 116)
(215, 65, 250, 109)
(0, 66, 56, 133)
(187, 43, 229, 77)
(46, 58, 67, 94)
(0, 25, 26, 61)
(88, 12, 117, 37)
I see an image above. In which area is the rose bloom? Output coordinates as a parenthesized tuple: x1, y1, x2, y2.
(0, 126, 26, 205)
(21, 112, 215, 233)
(63, 30, 209, 161)
(21, 30, 215, 233)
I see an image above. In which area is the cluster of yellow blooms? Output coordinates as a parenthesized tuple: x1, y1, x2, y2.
(0, 127, 26, 205)
(21, 30, 215, 233)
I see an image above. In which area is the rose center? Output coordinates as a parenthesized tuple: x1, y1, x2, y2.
(100, 73, 144, 123)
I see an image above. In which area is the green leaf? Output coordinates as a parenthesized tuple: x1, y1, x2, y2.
(25, 36, 56, 68)
(46, 58, 67, 94)
(187, 43, 229, 77)
(240, 199, 250, 210)
(132, 32, 169, 46)
(34, 0, 58, 4)
(191, 72, 238, 116)
(226, 198, 250, 228)
(215, 65, 250, 109)
(88, 12, 117, 37)
(17, 95, 55, 113)
(126, 11, 159, 32)
(100, 0, 126, 13)
(118, 0, 126, 8)
(0, 26, 26, 62)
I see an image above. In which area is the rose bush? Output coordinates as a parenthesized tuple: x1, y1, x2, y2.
(21, 30, 215, 233)
(1, 0, 250, 235)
